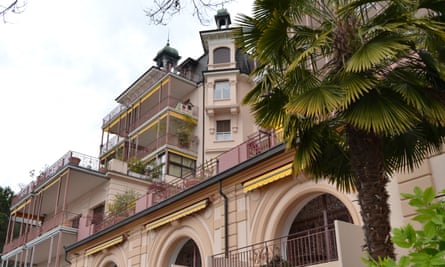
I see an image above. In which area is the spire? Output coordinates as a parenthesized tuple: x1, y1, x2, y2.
(153, 38, 181, 71)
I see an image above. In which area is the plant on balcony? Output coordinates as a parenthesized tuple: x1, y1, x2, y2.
(107, 190, 139, 217)
(128, 158, 147, 174)
(147, 163, 163, 180)
(177, 116, 195, 147)
(261, 255, 291, 267)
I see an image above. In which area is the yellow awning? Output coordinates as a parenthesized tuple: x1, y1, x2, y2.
(11, 199, 31, 215)
(85, 235, 125, 256)
(145, 199, 208, 231)
(243, 163, 293, 193)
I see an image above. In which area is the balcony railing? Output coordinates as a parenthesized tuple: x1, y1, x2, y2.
(11, 151, 100, 207)
(2, 210, 80, 254)
(80, 129, 284, 238)
(211, 225, 338, 267)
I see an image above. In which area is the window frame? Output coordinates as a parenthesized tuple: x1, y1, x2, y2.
(216, 120, 231, 141)
(213, 80, 230, 100)
(213, 47, 230, 64)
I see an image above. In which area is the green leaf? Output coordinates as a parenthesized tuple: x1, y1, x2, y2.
(423, 187, 436, 205)
(392, 225, 416, 248)
(431, 251, 445, 266)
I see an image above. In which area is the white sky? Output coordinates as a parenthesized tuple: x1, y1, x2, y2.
(0, 0, 253, 192)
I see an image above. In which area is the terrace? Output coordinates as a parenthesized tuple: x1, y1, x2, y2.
(80, 130, 284, 237)
(11, 151, 100, 207)
(211, 225, 338, 267)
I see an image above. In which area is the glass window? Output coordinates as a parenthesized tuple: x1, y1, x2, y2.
(168, 153, 196, 178)
(216, 120, 231, 141)
(213, 47, 230, 64)
(214, 81, 230, 100)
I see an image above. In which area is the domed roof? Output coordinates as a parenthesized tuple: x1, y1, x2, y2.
(155, 41, 180, 59)
(216, 8, 229, 16)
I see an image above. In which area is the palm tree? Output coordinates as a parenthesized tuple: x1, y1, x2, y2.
(236, 0, 445, 261)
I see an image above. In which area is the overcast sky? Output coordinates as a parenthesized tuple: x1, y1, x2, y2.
(0, 0, 253, 192)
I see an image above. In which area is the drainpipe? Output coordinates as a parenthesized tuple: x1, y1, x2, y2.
(202, 79, 206, 166)
(64, 247, 72, 265)
(218, 180, 229, 258)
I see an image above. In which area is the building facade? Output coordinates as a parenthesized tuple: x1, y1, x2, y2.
(2, 8, 445, 267)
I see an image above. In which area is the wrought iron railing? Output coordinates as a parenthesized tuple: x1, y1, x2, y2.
(88, 129, 285, 237)
(211, 225, 338, 267)
(11, 151, 99, 206)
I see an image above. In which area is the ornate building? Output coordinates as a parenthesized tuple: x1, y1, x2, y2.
(2, 8, 445, 267)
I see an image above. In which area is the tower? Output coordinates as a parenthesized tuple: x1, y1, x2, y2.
(153, 41, 181, 71)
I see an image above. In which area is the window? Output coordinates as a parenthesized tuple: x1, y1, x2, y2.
(214, 81, 230, 100)
(168, 153, 196, 178)
(213, 47, 230, 64)
(216, 120, 231, 141)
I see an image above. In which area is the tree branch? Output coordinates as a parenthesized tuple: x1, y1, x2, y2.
(145, 0, 234, 25)
(0, 0, 26, 23)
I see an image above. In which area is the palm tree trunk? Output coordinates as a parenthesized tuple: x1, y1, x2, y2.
(347, 126, 395, 260)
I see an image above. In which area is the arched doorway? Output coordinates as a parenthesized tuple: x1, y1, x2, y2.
(286, 193, 352, 266)
(174, 239, 202, 267)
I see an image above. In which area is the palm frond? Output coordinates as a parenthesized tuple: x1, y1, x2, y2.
(344, 90, 420, 135)
(345, 36, 410, 72)
(290, 119, 355, 192)
(384, 123, 445, 173)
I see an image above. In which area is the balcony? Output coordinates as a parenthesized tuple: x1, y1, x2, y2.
(211, 220, 365, 267)
(11, 151, 100, 207)
(211, 225, 338, 267)
(3, 210, 80, 254)
(102, 95, 198, 138)
(84, 130, 284, 237)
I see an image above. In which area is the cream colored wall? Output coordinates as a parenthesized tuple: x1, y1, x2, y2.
(70, 170, 366, 267)
(105, 174, 150, 214)
(394, 151, 445, 224)
(65, 183, 107, 217)
(207, 36, 237, 71)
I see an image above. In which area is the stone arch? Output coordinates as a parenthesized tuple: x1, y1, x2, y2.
(148, 216, 213, 267)
(93, 246, 126, 267)
(249, 180, 360, 244)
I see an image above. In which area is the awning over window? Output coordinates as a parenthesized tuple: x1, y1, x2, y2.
(85, 235, 125, 256)
(243, 163, 293, 193)
(145, 199, 209, 231)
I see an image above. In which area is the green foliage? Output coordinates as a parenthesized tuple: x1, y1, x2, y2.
(260, 255, 291, 267)
(177, 116, 195, 147)
(365, 186, 445, 267)
(107, 190, 139, 217)
(128, 158, 147, 174)
(0, 186, 14, 252)
(236, 0, 445, 260)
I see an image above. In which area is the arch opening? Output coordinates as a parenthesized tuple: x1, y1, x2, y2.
(284, 193, 352, 266)
(173, 239, 202, 267)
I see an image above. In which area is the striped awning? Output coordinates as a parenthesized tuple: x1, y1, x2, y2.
(85, 235, 125, 256)
(145, 199, 209, 231)
(243, 163, 293, 193)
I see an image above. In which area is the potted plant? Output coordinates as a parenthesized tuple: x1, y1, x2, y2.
(107, 190, 139, 218)
(177, 117, 195, 148)
(128, 158, 146, 174)
(147, 163, 162, 180)
(68, 156, 81, 166)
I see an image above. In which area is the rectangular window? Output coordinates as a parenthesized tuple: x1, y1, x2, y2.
(168, 153, 196, 178)
(214, 81, 230, 100)
(216, 120, 231, 141)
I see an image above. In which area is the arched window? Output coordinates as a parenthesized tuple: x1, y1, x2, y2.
(175, 239, 202, 267)
(213, 47, 230, 64)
